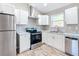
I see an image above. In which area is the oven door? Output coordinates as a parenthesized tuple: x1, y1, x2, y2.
(31, 33, 42, 45)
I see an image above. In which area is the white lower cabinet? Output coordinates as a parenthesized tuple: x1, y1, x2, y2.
(56, 35, 65, 52)
(42, 32, 48, 44)
(19, 34, 30, 53)
(42, 32, 65, 52)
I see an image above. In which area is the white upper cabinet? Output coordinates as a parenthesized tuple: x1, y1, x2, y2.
(65, 7, 78, 24)
(38, 15, 49, 25)
(15, 9, 20, 24)
(20, 10, 28, 24)
(0, 4, 15, 14)
(15, 9, 28, 25)
(42, 32, 65, 52)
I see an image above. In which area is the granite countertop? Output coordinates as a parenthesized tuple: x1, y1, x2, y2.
(42, 30, 79, 38)
(42, 30, 64, 35)
(17, 31, 30, 35)
(64, 33, 79, 38)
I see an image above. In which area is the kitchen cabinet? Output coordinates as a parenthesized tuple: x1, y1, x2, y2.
(15, 9, 20, 24)
(19, 33, 30, 53)
(20, 10, 28, 24)
(65, 7, 78, 24)
(42, 32, 65, 52)
(57, 35, 65, 52)
(15, 9, 28, 24)
(0, 4, 15, 14)
(38, 15, 49, 25)
(42, 32, 48, 44)
(46, 34, 58, 49)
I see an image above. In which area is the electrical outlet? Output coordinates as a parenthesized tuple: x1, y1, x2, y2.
(75, 26, 78, 30)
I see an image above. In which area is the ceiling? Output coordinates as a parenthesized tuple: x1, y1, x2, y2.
(30, 3, 71, 14)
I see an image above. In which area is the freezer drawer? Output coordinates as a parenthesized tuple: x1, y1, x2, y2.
(0, 31, 16, 56)
(0, 14, 16, 30)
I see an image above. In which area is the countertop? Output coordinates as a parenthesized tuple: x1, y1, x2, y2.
(63, 33, 79, 38)
(42, 30, 79, 38)
(17, 31, 30, 35)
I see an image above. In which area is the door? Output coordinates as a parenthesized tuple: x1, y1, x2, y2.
(42, 32, 48, 44)
(20, 10, 28, 24)
(65, 7, 78, 24)
(20, 34, 30, 53)
(57, 35, 65, 52)
(72, 39, 78, 56)
(0, 31, 16, 56)
(0, 14, 15, 30)
(15, 9, 20, 24)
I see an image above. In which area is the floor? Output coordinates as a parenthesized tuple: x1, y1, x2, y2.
(18, 44, 68, 56)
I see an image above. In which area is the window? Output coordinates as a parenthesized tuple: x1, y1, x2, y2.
(51, 13, 64, 27)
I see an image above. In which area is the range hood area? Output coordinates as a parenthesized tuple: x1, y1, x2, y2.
(28, 5, 39, 19)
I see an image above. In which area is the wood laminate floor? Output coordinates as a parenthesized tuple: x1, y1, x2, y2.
(18, 44, 68, 56)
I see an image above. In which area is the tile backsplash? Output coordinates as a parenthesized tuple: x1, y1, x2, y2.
(16, 15, 79, 34)
(16, 25, 27, 33)
(16, 23, 79, 34)
(16, 24, 42, 33)
(64, 24, 79, 33)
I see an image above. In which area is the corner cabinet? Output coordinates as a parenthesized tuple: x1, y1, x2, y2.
(38, 15, 49, 25)
(15, 9, 28, 25)
(42, 32, 65, 52)
(65, 7, 78, 24)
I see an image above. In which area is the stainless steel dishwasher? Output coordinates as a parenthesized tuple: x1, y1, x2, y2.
(65, 36, 79, 56)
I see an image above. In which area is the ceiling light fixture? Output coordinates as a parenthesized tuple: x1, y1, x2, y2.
(43, 3, 47, 7)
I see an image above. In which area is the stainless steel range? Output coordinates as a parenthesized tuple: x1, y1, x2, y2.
(26, 28, 42, 49)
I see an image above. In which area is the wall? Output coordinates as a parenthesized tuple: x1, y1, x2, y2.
(42, 3, 79, 33)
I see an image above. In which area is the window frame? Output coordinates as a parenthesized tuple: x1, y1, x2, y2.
(50, 13, 64, 28)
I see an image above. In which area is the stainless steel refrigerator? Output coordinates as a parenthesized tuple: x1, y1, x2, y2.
(0, 13, 16, 56)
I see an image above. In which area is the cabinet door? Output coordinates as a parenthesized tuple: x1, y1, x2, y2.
(46, 34, 54, 46)
(42, 33, 47, 43)
(20, 10, 28, 24)
(15, 9, 20, 24)
(20, 34, 30, 53)
(38, 15, 49, 25)
(57, 35, 65, 52)
(65, 7, 78, 24)
(15, 9, 28, 24)
(0, 31, 16, 56)
(52, 34, 58, 49)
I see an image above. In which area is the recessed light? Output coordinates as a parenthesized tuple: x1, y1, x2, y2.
(43, 3, 47, 7)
